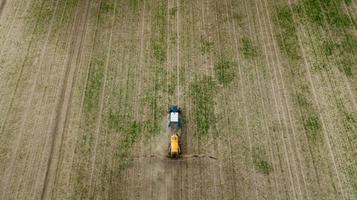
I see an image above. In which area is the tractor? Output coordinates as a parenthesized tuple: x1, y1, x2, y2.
(167, 105, 182, 158)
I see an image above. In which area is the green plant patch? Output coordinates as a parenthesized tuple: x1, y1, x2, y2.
(300, 0, 324, 26)
(123, 121, 142, 146)
(253, 147, 273, 175)
(28, 0, 79, 36)
(143, 87, 163, 136)
(108, 111, 142, 146)
(299, 0, 352, 28)
(214, 59, 236, 86)
(108, 111, 127, 132)
(130, 0, 139, 10)
(255, 160, 273, 175)
(154, 1, 167, 42)
(320, 0, 351, 28)
(338, 58, 353, 77)
(29, 1, 54, 35)
(152, 42, 166, 64)
(109, 112, 143, 172)
(296, 93, 309, 107)
(323, 40, 338, 56)
(100, 0, 114, 13)
(275, 6, 300, 60)
(84, 59, 105, 113)
(200, 37, 214, 54)
(344, 0, 352, 5)
(304, 115, 321, 143)
(169, 7, 177, 16)
(343, 112, 357, 134)
(342, 34, 357, 55)
(241, 37, 257, 58)
(190, 76, 217, 136)
(344, 111, 356, 124)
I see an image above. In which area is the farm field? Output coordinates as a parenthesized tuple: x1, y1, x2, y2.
(0, 0, 356, 199)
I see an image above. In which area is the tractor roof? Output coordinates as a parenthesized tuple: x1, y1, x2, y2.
(170, 112, 179, 122)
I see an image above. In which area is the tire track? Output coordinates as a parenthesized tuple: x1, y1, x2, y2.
(225, 0, 281, 199)
(38, 0, 92, 199)
(341, 1, 357, 32)
(285, 0, 346, 198)
(13, 87, 47, 200)
(0, 0, 25, 58)
(263, 0, 311, 198)
(249, 0, 302, 198)
(124, 2, 147, 198)
(165, 1, 173, 200)
(133, 1, 149, 198)
(243, 0, 301, 199)
(87, 1, 116, 198)
(257, 0, 311, 199)
(318, 0, 357, 112)
(185, 2, 197, 199)
(0, 0, 60, 197)
(176, 0, 180, 106)
(64, 1, 103, 198)
(102, 3, 128, 198)
(193, 1, 207, 199)
(119, 3, 141, 198)
(180, 2, 193, 197)
(149, 1, 164, 197)
(105, 3, 131, 198)
(269, 2, 325, 199)
(117, 11, 130, 200)
(53, 7, 97, 192)
(0, 0, 45, 162)
(165, 0, 171, 105)
(296, 0, 356, 196)
(13, 0, 73, 197)
(314, 0, 357, 151)
(207, 1, 238, 199)
(30, 2, 83, 199)
(198, 1, 221, 199)
(275, 4, 322, 198)
(0, 0, 32, 122)
(146, 1, 159, 198)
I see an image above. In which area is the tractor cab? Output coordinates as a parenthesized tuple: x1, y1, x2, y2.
(168, 105, 181, 130)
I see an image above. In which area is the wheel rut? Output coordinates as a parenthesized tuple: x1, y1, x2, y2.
(285, 0, 346, 198)
(0, 0, 59, 197)
(39, 0, 92, 199)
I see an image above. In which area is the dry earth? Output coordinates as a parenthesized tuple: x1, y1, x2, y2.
(0, 0, 356, 199)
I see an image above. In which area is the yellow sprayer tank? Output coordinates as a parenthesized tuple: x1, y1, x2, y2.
(170, 134, 180, 158)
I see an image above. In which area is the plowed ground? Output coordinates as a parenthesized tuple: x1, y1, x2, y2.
(0, 0, 356, 199)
